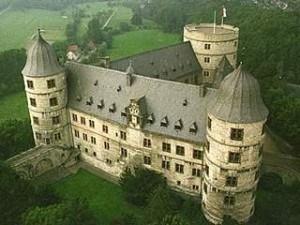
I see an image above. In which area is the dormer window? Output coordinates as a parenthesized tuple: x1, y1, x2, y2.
(183, 99, 188, 106)
(86, 97, 93, 106)
(117, 85, 122, 92)
(174, 119, 183, 130)
(189, 122, 198, 133)
(109, 103, 116, 113)
(97, 99, 104, 109)
(161, 116, 168, 127)
(147, 114, 154, 124)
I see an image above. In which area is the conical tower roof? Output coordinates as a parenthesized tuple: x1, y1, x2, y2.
(208, 64, 268, 123)
(22, 30, 63, 77)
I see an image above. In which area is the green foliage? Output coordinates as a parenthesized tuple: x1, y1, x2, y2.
(119, 167, 167, 206)
(151, 215, 188, 225)
(0, 49, 26, 97)
(109, 213, 138, 225)
(223, 216, 239, 225)
(22, 199, 99, 225)
(0, 162, 60, 225)
(131, 12, 143, 26)
(0, 119, 34, 160)
(119, 22, 131, 32)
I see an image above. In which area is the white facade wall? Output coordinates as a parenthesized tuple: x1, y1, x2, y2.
(23, 72, 72, 146)
(69, 109, 205, 194)
(202, 113, 266, 224)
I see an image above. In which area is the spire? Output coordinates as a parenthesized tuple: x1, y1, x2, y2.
(126, 60, 134, 86)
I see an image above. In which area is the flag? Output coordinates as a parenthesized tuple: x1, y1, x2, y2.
(222, 6, 227, 18)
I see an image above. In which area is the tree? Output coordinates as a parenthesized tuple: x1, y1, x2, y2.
(87, 17, 103, 44)
(119, 167, 166, 206)
(150, 215, 188, 225)
(131, 12, 143, 26)
(22, 199, 99, 225)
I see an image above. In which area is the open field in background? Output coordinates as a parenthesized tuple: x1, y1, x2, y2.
(0, 91, 29, 121)
(53, 169, 142, 224)
(0, 9, 71, 52)
(108, 29, 181, 60)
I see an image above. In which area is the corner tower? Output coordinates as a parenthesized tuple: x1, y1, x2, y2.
(183, 23, 239, 84)
(22, 30, 72, 147)
(202, 65, 268, 224)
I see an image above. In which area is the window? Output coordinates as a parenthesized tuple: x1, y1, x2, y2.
(204, 57, 210, 63)
(85, 148, 88, 153)
(226, 176, 238, 187)
(120, 131, 126, 140)
(103, 125, 108, 133)
(93, 152, 97, 157)
(162, 160, 170, 170)
(35, 132, 42, 140)
(175, 163, 184, 174)
(49, 97, 58, 107)
(27, 80, 34, 89)
(121, 148, 127, 158)
(45, 138, 51, 145)
(33, 116, 39, 125)
(144, 156, 151, 165)
(77, 144, 81, 150)
(230, 128, 244, 141)
(91, 136, 96, 144)
(192, 168, 201, 177)
(52, 116, 60, 125)
(204, 43, 211, 50)
(206, 141, 210, 152)
(234, 41, 237, 47)
(228, 152, 241, 163)
(203, 71, 210, 77)
(54, 133, 61, 141)
(74, 130, 80, 138)
(80, 117, 86, 125)
(203, 183, 207, 194)
(47, 79, 56, 89)
(104, 141, 110, 150)
(89, 120, 95, 128)
(224, 196, 235, 206)
(83, 133, 88, 141)
(72, 113, 78, 122)
(193, 149, 203, 160)
(106, 159, 112, 165)
(176, 145, 185, 156)
(177, 181, 181, 186)
(143, 138, 151, 148)
(162, 142, 171, 153)
(207, 117, 212, 130)
(30, 98, 36, 107)
(192, 185, 199, 191)
(205, 165, 209, 176)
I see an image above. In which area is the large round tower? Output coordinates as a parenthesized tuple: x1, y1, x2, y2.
(183, 23, 239, 84)
(201, 65, 268, 224)
(22, 30, 72, 147)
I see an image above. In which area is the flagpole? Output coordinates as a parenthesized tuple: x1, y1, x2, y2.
(221, 16, 224, 26)
(213, 10, 216, 34)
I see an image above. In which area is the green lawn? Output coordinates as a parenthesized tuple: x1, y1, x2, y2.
(53, 169, 142, 224)
(0, 9, 71, 52)
(0, 91, 29, 121)
(108, 29, 181, 60)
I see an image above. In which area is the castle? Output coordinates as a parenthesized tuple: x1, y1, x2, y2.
(8, 23, 269, 224)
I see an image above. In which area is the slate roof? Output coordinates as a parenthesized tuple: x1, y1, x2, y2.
(208, 65, 269, 123)
(22, 31, 63, 77)
(110, 42, 202, 81)
(212, 56, 234, 88)
(66, 62, 215, 143)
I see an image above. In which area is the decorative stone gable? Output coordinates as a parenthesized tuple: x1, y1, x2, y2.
(126, 96, 147, 129)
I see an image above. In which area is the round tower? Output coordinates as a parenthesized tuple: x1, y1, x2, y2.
(201, 65, 268, 224)
(183, 23, 239, 84)
(22, 30, 72, 147)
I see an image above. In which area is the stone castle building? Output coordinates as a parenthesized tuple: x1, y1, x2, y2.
(9, 23, 268, 224)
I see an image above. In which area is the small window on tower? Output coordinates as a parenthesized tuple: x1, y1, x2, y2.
(35, 132, 42, 140)
(47, 79, 56, 89)
(33, 116, 39, 125)
(230, 128, 244, 141)
(30, 98, 37, 107)
(203, 71, 210, 77)
(52, 116, 60, 125)
(204, 57, 210, 63)
(224, 196, 235, 206)
(207, 117, 212, 130)
(228, 152, 241, 163)
(27, 80, 34, 89)
(204, 44, 211, 50)
(49, 97, 58, 107)
(226, 176, 238, 187)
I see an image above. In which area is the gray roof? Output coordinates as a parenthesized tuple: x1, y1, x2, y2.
(208, 65, 269, 123)
(22, 31, 63, 77)
(110, 42, 202, 81)
(212, 56, 234, 88)
(66, 62, 216, 143)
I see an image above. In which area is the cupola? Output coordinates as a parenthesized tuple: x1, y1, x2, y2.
(208, 64, 268, 123)
(22, 29, 63, 77)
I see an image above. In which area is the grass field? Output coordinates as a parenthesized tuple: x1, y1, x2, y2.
(0, 91, 29, 121)
(108, 29, 181, 60)
(53, 169, 142, 224)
